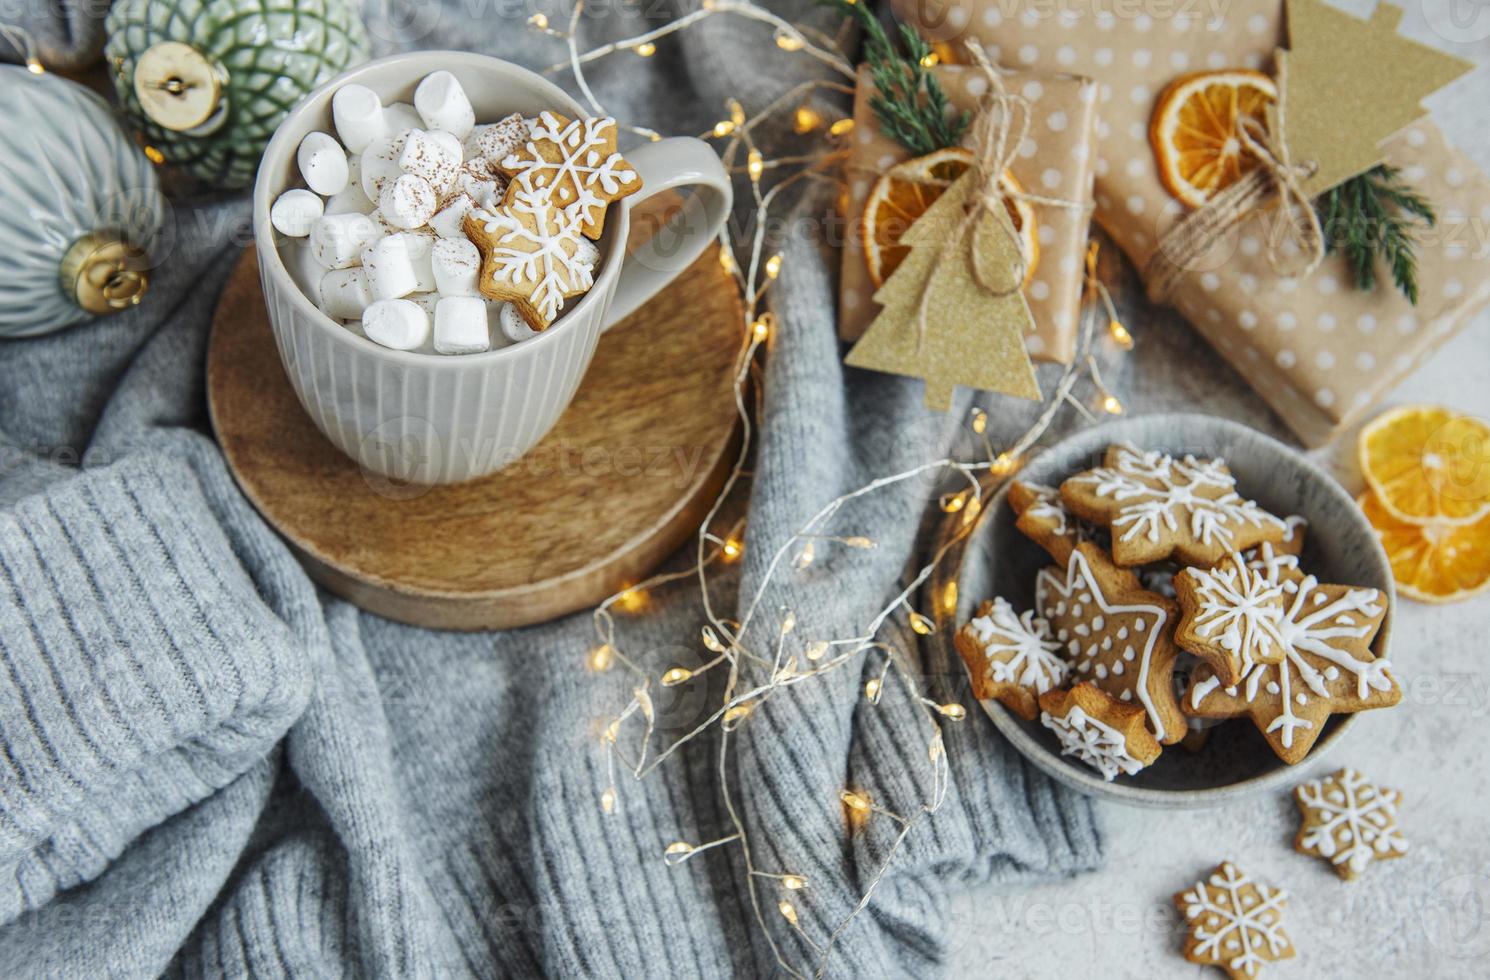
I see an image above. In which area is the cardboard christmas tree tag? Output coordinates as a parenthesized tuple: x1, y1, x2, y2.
(1276, 0, 1474, 199)
(845, 171, 1041, 410)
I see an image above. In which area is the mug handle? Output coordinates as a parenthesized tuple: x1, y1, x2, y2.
(604, 137, 733, 328)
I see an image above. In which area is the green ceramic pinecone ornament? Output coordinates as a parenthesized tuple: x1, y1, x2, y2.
(105, 0, 370, 189)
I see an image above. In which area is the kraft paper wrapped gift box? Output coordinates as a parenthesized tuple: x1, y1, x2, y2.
(839, 63, 1100, 365)
(892, 0, 1490, 446)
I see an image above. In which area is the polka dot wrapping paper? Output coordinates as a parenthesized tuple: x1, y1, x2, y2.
(892, 0, 1490, 446)
(838, 64, 1100, 364)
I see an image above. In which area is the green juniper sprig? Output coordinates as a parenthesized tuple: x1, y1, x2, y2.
(1316, 164, 1436, 305)
(819, 0, 968, 155)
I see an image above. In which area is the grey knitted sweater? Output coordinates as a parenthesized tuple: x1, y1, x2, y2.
(0, 2, 1101, 975)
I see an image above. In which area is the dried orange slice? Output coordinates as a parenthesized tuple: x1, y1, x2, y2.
(861, 147, 1038, 288)
(1359, 491, 1490, 603)
(1150, 69, 1278, 209)
(1360, 405, 1490, 525)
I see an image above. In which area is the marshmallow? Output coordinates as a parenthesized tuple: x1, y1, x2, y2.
(574, 236, 600, 268)
(456, 164, 504, 208)
(474, 113, 528, 167)
(270, 188, 323, 237)
(383, 102, 423, 134)
(433, 296, 490, 354)
(360, 233, 426, 300)
(310, 212, 379, 269)
(378, 173, 437, 229)
(362, 299, 430, 351)
(398, 129, 460, 198)
(499, 301, 539, 343)
(429, 194, 476, 239)
(331, 84, 386, 154)
(404, 233, 437, 292)
(415, 71, 476, 140)
(428, 130, 463, 164)
(318, 267, 373, 319)
(360, 132, 408, 200)
(297, 131, 349, 196)
(406, 291, 441, 318)
(432, 237, 480, 296)
(324, 181, 374, 215)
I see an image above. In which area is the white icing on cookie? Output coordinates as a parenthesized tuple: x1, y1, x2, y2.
(501, 112, 637, 231)
(1037, 548, 1172, 740)
(1040, 705, 1144, 781)
(967, 598, 1068, 695)
(1296, 768, 1409, 877)
(1185, 552, 1287, 668)
(1178, 862, 1291, 977)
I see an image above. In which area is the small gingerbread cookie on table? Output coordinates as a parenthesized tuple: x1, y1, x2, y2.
(1294, 768, 1408, 880)
(1175, 861, 1295, 980)
(954, 597, 1067, 720)
(1038, 682, 1161, 781)
(1035, 541, 1187, 745)
(1060, 443, 1287, 567)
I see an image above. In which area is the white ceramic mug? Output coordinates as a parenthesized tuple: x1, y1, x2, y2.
(253, 51, 732, 484)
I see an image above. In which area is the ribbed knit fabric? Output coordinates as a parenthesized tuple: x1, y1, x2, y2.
(0, 2, 1102, 975)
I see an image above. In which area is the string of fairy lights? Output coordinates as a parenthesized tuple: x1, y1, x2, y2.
(528, 2, 1135, 976)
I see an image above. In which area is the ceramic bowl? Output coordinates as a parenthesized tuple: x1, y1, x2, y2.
(945, 413, 1394, 808)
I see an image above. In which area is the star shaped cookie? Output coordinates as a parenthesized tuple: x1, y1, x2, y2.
(463, 185, 596, 330)
(1036, 542, 1187, 744)
(1184, 568, 1399, 765)
(497, 111, 642, 240)
(1294, 768, 1408, 881)
(955, 597, 1068, 720)
(1009, 480, 1087, 565)
(1175, 861, 1295, 980)
(1174, 551, 1291, 687)
(1038, 682, 1161, 781)
(1060, 443, 1287, 567)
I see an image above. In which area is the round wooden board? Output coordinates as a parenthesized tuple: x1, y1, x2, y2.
(207, 243, 742, 630)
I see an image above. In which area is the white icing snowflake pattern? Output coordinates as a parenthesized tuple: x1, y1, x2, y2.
(470, 186, 595, 323)
(1296, 768, 1408, 879)
(1184, 552, 1288, 669)
(1189, 575, 1391, 749)
(1178, 862, 1293, 979)
(1022, 484, 1070, 535)
(1068, 443, 1284, 555)
(968, 598, 1068, 694)
(1036, 548, 1174, 740)
(501, 112, 638, 233)
(1041, 705, 1144, 781)
(1244, 540, 1301, 583)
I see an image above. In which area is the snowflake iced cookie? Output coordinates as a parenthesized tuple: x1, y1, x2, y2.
(1175, 861, 1295, 980)
(1061, 444, 1287, 567)
(497, 111, 642, 240)
(1174, 551, 1292, 687)
(1009, 481, 1088, 565)
(1294, 768, 1408, 880)
(463, 186, 597, 329)
(1036, 542, 1187, 745)
(1184, 571, 1399, 765)
(955, 598, 1068, 720)
(1038, 682, 1162, 781)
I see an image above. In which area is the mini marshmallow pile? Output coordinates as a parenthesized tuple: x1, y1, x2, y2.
(269, 71, 597, 354)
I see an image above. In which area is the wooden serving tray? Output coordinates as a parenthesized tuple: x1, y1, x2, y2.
(206, 243, 742, 630)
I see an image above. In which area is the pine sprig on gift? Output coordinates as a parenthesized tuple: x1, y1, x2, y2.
(819, 0, 968, 155)
(1317, 164, 1436, 305)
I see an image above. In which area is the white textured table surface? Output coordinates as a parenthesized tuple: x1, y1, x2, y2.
(950, 5, 1490, 976)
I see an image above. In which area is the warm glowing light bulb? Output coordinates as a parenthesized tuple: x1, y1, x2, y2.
(971, 408, 988, 434)
(778, 901, 799, 926)
(588, 643, 614, 672)
(634, 42, 657, 57)
(764, 254, 782, 279)
(664, 841, 694, 863)
(840, 789, 870, 811)
(828, 118, 855, 137)
(719, 249, 736, 274)
(722, 703, 753, 727)
(1109, 320, 1134, 349)
(775, 32, 805, 51)
(701, 626, 726, 653)
(780, 610, 797, 634)
(842, 536, 876, 549)
(601, 787, 617, 813)
(793, 540, 815, 569)
(782, 874, 807, 890)
(937, 702, 968, 721)
(26, 58, 45, 74)
(991, 452, 1016, 475)
(805, 640, 829, 661)
(1102, 394, 1124, 415)
(747, 149, 764, 181)
(919, 52, 940, 67)
(864, 677, 882, 702)
(527, 12, 548, 28)
(940, 491, 967, 513)
(909, 611, 934, 635)
(751, 317, 770, 342)
(712, 119, 736, 138)
(728, 99, 746, 126)
(722, 536, 743, 560)
(941, 581, 958, 614)
(793, 106, 822, 134)
(661, 666, 693, 686)
(144, 145, 166, 165)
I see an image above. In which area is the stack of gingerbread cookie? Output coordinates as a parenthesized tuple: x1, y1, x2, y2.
(954, 443, 1403, 782)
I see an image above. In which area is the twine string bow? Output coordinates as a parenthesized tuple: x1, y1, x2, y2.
(1144, 59, 1325, 304)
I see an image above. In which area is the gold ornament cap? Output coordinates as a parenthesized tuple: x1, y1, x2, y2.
(133, 40, 225, 133)
(60, 232, 151, 316)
